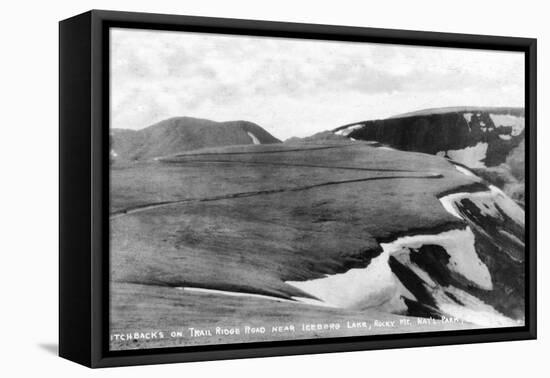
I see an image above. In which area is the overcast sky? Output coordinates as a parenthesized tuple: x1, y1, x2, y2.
(110, 28, 524, 140)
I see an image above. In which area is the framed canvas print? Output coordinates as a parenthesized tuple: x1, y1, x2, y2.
(59, 10, 537, 368)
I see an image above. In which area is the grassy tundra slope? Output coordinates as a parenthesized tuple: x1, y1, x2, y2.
(110, 141, 523, 350)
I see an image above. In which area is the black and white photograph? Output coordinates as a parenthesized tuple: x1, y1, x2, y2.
(108, 27, 527, 351)
(2, 0, 548, 375)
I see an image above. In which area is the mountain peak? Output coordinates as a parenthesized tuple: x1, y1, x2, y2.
(111, 117, 281, 161)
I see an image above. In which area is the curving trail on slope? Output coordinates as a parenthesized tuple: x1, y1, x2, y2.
(110, 141, 525, 349)
(111, 173, 443, 218)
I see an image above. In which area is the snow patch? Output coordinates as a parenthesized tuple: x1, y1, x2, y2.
(454, 164, 477, 178)
(247, 132, 261, 145)
(440, 186, 524, 227)
(407, 260, 437, 287)
(488, 185, 524, 225)
(499, 134, 512, 140)
(463, 113, 473, 123)
(382, 228, 493, 290)
(438, 142, 488, 168)
(287, 226, 493, 310)
(286, 186, 523, 326)
(334, 124, 364, 136)
(489, 114, 524, 136)
(440, 193, 464, 219)
(286, 249, 398, 309)
(434, 287, 521, 327)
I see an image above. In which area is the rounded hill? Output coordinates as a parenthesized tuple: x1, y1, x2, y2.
(111, 117, 281, 161)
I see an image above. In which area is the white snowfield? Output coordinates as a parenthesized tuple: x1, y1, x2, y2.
(489, 114, 525, 136)
(440, 185, 524, 227)
(334, 124, 364, 136)
(287, 226, 493, 311)
(437, 142, 488, 168)
(247, 131, 261, 144)
(434, 287, 520, 327)
(387, 228, 493, 290)
(287, 249, 397, 310)
(462, 112, 524, 137)
(286, 178, 524, 327)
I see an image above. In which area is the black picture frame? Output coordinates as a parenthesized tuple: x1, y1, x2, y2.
(59, 9, 537, 368)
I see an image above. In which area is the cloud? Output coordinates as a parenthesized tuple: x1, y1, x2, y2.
(110, 28, 524, 139)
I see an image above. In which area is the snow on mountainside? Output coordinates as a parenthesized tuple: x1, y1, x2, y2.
(332, 107, 525, 206)
(390, 106, 524, 119)
(288, 173, 525, 325)
(110, 117, 281, 161)
(111, 141, 526, 349)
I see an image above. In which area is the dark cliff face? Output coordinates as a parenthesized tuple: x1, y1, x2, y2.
(339, 110, 524, 167)
(334, 108, 525, 206)
(390, 192, 525, 321)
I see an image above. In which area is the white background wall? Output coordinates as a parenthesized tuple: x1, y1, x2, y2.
(0, 0, 546, 376)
